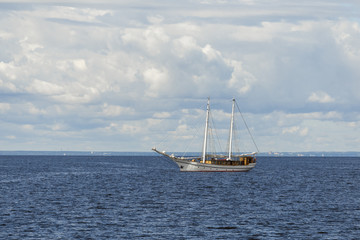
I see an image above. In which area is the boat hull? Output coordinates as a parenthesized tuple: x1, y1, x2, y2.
(172, 158, 256, 172)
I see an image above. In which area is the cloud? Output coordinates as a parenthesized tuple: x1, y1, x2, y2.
(27, 79, 64, 95)
(285, 111, 342, 121)
(122, 26, 170, 56)
(282, 126, 308, 136)
(0, 102, 10, 112)
(143, 67, 169, 97)
(0, 62, 17, 88)
(120, 123, 142, 135)
(72, 59, 87, 71)
(282, 126, 300, 134)
(299, 127, 309, 137)
(22, 124, 34, 131)
(0, 1, 360, 152)
(227, 60, 256, 94)
(172, 36, 199, 58)
(153, 112, 171, 118)
(308, 91, 335, 103)
(26, 103, 46, 115)
(202, 44, 222, 61)
(102, 103, 135, 117)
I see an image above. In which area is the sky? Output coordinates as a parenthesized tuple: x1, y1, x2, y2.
(0, 0, 360, 153)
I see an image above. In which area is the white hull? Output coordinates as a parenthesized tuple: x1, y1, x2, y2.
(172, 158, 256, 172)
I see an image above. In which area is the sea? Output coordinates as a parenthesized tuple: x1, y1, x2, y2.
(1, 155, 359, 239)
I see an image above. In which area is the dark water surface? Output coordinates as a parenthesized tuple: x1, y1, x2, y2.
(1, 156, 359, 239)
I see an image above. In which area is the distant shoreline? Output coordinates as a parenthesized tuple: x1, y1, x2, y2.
(0, 151, 360, 157)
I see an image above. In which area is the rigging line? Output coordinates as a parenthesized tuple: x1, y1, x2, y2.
(208, 114, 216, 156)
(181, 133, 196, 158)
(182, 100, 211, 157)
(209, 109, 223, 155)
(235, 100, 260, 153)
(208, 126, 215, 156)
(155, 130, 171, 150)
(181, 122, 202, 158)
(233, 117, 250, 154)
(232, 120, 241, 153)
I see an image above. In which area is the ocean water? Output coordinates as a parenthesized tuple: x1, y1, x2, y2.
(0, 155, 359, 239)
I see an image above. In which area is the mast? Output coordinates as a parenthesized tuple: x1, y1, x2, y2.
(228, 98, 235, 160)
(202, 98, 210, 163)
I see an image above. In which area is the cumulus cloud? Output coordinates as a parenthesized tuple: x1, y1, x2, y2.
(0, 1, 360, 151)
(143, 67, 169, 97)
(122, 26, 170, 56)
(27, 79, 64, 95)
(332, 20, 360, 63)
(172, 36, 199, 58)
(227, 60, 256, 94)
(0, 61, 17, 83)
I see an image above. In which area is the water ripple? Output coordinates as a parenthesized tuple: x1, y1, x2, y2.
(0, 156, 359, 239)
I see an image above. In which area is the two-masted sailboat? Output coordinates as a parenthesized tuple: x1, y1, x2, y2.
(152, 98, 258, 172)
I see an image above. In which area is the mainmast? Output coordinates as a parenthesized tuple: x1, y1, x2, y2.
(228, 98, 235, 160)
(202, 98, 210, 163)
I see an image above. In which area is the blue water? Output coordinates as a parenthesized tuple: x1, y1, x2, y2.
(1, 155, 359, 239)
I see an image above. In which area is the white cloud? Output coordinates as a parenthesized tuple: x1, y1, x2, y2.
(282, 126, 300, 134)
(347, 122, 357, 127)
(308, 91, 335, 103)
(227, 60, 256, 94)
(0, 1, 360, 152)
(35, 6, 112, 24)
(48, 123, 67, 131)
(153, 112, 171, 118)
(143, 67, 169, 97)
(22, 124, 34, 131)
(0, 62, 17, 81)
(0, 103, 10, 113)
(286, 111, 342, 120)
(332, 20, 360, 62)
(147, 15, 164, 24)
(19, 37, 44, 52)
(104, 122, 118, 132)
(122, 26, 170, 56)
(299, 127, 309, 136)
(27, 103, 46, 115)
(281, 125, 310, 137)
(172, 36, 199, 58)
(121, 123, 142, 134)
(52, 89, 100, 104)
(27, 79, 64, 95)
(72, 59, 87, 71)
(0, 30, 13, 40)
(102, 103, 135, 116)
(202, 44, 222, 61)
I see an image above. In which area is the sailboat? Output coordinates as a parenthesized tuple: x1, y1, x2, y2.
(152, 98, 258, 172)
